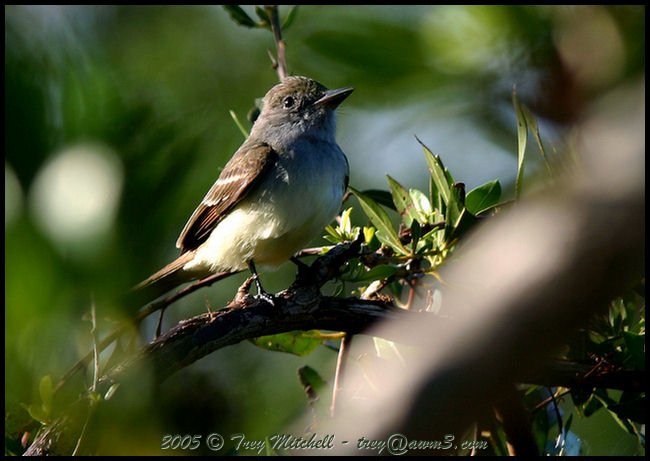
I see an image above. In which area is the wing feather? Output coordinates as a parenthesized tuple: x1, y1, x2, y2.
(175, 142, 278, 252)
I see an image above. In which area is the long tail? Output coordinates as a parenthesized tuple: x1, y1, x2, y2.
(128, 251, 198, 306)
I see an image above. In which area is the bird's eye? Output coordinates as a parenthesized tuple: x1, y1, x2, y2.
(283, 96, 295, 109)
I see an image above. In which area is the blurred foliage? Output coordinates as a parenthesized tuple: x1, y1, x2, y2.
(4, 4, 644, 456)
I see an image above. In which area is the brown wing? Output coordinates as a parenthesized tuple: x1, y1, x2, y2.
(175, 142, 278, 252)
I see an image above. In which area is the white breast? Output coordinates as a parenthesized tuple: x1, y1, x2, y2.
(184, 139, 347, 275)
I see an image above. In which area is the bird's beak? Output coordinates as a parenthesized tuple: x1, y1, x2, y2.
(314, 87, 354, 108)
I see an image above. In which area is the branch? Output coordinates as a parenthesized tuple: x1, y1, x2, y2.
(265, 5, 287, 81)
(100, 292, 411, 390)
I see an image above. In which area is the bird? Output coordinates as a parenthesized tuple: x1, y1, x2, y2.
(132, 76, 353, 304)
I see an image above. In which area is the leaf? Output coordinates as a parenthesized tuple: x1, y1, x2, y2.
(282, 5, 299, 30)
(466, 180, 502, 215)
(350, 187, 408, 254)
(339, 207, 353, 236)
(416, 136, 451, 205)
(104, 383, 120, 401)
(448, 184, 478, 243)
(255, 6, 271, 28)
(264, 438, 278, 456)
(360, 189, 396, 211)
(298, 365, 327, 404)
(229, 110, 249, 138)
(523, 106, 552, 174)
(223, 5, 257, 28)
(39, 375, 53, 416)
(354, 264, 398, 283)
(250, 331, 323, 356)
(386, 175, 419, 227)
(622, 332, 645, 370)
(409, 189, 432, 223)
(324, 224, 342, 243)
(607, 396, 646, 424)
(429, 175, 440, 215)
(373, 338, 406, 365)
(513, 88, 527, 199)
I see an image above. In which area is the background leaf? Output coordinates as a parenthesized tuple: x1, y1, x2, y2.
(223, 5, 257, 28)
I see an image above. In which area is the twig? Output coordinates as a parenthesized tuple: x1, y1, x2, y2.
(265, 5, 287, 81)
(54, 271, 240, 395)
(330, 334, 352, 418)
(89, 298, 99, 393)
(72, 299, 100, 456)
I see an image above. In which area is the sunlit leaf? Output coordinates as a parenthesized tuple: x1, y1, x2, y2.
(513, 88, 527, 198)
(524, 106, 552, 174)
(416, 136, 451, 205)
(386, 175, 419, 227)
(350, 187, 408, 254)
(340, 207, 353, 235)
(251, 331, 323, 356)
(354, 264, 398, 283)
(445, 183, 465, 235)
(466, 180, 501, 215)
(409, 188, 432, 223)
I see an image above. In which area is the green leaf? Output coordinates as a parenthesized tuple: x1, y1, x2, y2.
(622, 332, 645, 370)
(229, 110, 249, 138)
(298, 365, 327, 402)
(26, 375, 54, 424)
(429, 175, 440, 215)
(409, 189, 433, 223)
(354, 264, 398, 283)
(223, 5, 257, 28)
(445, 183, 465, 235)
(39, 375, 53, 416)
(282, 5, 299, 30)
(466, 180, 502, 215)
(523, 106, 552, 174)
(251, 331, 323, 356)
(607, 395, 646, 424)
(255, 6, 271, 28)
(350, 187, 408, 254)
(361, 189, 397, 211)
(264, 437, 278, 456)
(416, 136, 451, 205)
(386, 175, 419, 227)
(513, 88, 527, 199)
(324, 224, 342, 243)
